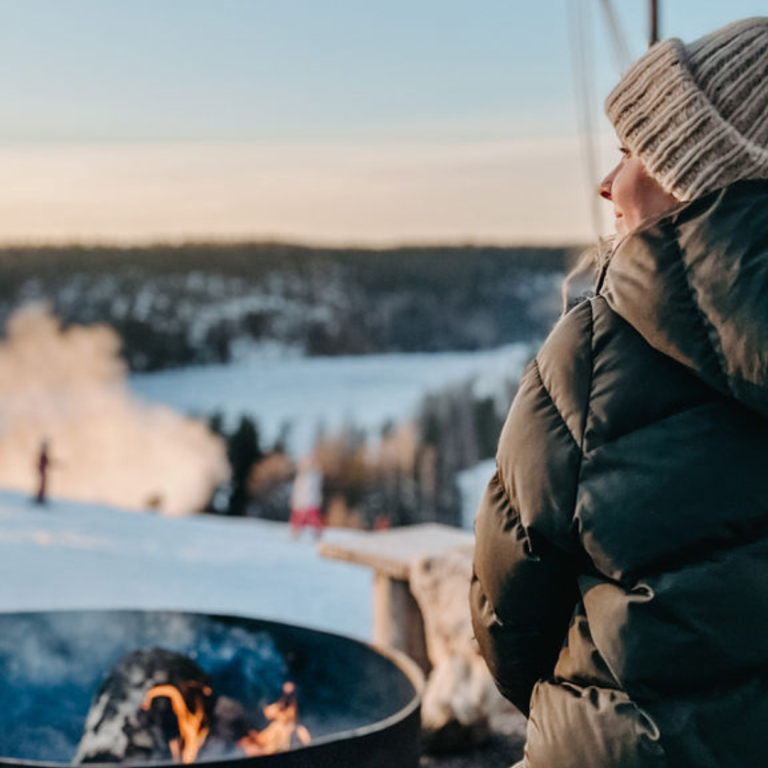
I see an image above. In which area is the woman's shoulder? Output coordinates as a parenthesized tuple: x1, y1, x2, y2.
(527, 295, 721, 454)
(533, 296, 624, 406)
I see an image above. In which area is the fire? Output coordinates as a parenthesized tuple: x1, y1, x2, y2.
(142, 682, 212, 764)
(142, 679, 310, 763)
(238, 682, 312, 757)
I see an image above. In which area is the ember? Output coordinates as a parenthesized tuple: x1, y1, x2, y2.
(239, 683, 311, 757)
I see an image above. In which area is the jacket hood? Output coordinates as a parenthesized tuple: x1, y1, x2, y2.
(601, 180, 768, 418)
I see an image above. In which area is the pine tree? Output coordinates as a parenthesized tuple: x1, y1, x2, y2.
(226, 416, 263, 516)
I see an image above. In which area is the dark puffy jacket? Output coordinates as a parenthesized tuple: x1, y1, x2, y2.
(470, 180, 768, 768)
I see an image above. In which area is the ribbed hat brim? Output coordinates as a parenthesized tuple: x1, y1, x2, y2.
(606, 24, 768, 201)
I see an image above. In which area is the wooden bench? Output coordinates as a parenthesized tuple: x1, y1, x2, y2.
(318, 523, 474, 673)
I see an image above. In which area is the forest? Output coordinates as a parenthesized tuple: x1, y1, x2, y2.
(206, 377, 516, 530)
(0, 242, 576, 370)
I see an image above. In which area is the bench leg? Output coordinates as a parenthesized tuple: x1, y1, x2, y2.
(373, 574, 431, 674)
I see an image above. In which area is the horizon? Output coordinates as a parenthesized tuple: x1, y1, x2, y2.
(0, 230, 587, 251)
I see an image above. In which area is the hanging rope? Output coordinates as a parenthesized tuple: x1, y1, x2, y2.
(566, 0, 603, 240)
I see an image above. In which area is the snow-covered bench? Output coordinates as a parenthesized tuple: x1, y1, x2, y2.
(318, 523, 474, 673)
(319, 523, 523, 753)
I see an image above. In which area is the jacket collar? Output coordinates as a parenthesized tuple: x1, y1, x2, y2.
(601, 180, 768, 418)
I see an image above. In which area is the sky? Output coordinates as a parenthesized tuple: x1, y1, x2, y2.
(0, 1, 766, 246)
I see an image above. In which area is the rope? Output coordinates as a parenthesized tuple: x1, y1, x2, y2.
(566, 0, 603, 240)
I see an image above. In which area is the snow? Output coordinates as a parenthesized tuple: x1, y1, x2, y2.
(131, 344, 533, 455)
(0, 458, 499, 639)
(0, 346, 529, 642)
(0, 491, 373, 641)
(457, 458, 496, 531)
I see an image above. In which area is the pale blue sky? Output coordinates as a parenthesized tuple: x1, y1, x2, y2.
(0, 1, 578, 143)
(0, 1, 765, 244)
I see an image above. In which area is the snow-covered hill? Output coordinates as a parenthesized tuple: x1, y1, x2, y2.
(0, 243, 568, 371)
(131, 343, 533, 455)
(0, 491, 372, 640)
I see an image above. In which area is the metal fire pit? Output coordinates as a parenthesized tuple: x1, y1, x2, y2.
(0, 609, 423, 768)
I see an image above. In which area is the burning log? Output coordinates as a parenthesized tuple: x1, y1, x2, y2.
(74, 649, 215, 764)
(74, 648, 311, 765)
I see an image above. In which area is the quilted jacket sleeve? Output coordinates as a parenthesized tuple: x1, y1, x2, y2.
(470, 300, 593, 716)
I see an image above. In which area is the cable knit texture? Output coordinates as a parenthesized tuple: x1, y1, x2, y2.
(605, 17, 768, 201)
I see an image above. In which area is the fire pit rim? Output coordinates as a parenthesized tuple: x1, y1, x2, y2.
(0, 607, 425, 767)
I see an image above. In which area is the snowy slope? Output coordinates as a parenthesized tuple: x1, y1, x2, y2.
(0, 492, 372, 640)
(458, 459, 496, 530)
(0, 346, 527, 638)
(130, 344, 533, 454)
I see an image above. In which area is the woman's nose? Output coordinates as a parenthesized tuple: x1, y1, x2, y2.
(598, 173, 613, 201)
(599, 165, 618, 201)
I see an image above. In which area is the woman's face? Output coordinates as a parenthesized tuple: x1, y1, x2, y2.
(599, 148, 678, 240)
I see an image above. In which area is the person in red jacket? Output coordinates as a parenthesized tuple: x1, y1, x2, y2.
(289, 455, 324, 539)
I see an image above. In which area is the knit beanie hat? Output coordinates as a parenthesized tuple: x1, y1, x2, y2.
(605, 17, 768, 201)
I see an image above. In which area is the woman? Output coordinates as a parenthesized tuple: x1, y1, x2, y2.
(471, 17, 768, 768)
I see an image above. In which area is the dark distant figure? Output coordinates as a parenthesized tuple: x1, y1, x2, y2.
(144, 493, 164, 514)
(34, 440, 51, 505)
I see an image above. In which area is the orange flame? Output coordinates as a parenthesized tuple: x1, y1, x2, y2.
(238, 682, 312, 757)
(142, 682, 212, 764)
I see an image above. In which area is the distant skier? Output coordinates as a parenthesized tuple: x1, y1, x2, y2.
(289, 456, 324, 539)
(34, 440, 52, 505)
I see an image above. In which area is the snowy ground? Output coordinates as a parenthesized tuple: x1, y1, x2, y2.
(131, 344, 533, 455)
(1, 346, 526, 639)
(0, 491, 373, 641)
(457, 459, 496, 530)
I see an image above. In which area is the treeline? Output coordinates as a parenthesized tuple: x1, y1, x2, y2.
(0, 242, 576, 371)
(206, 376, 517, 529)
